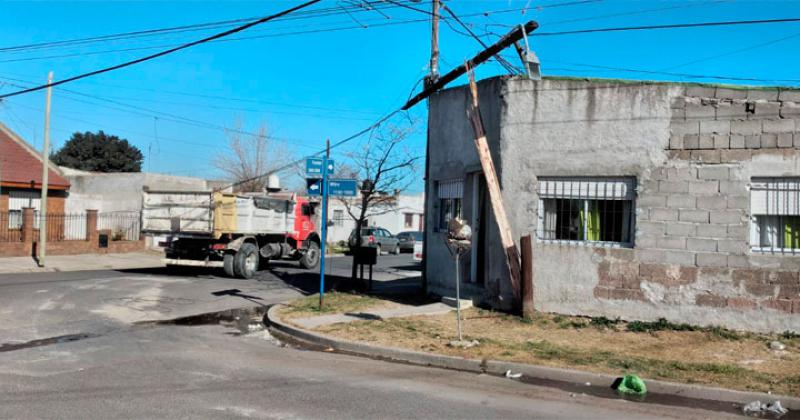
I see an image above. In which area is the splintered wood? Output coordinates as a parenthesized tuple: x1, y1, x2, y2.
(465, 66, 522, 303)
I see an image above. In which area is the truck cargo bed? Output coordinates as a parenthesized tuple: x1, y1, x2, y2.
(142, 190, 296, 237)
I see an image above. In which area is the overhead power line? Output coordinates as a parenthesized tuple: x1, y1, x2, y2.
(0, 76, 325, 150)
(0, 1, 419, 54)
(0, 0, 604, 64)
(0, 0, 322, 100)
(534, 17, 800, 37)
(0, 73, 381, 116)
(546, 61, 800, 83)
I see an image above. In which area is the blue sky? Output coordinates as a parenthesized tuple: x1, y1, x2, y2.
(1, 0, 799, 192)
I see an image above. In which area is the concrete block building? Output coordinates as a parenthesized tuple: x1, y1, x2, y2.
(425, 76, 800, 332)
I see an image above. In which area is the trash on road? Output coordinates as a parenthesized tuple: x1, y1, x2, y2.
(448, 339, 479, 349)
(742, 400, 789, 418)
(505, 370, 522, 379)
(615, 374, 647, 396)
(769, 341, 786, 351)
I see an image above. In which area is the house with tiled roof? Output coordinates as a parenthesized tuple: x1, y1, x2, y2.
(0, 122, 69, 223)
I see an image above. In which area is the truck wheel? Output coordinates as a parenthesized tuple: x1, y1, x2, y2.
(299, 241, 320, 269)
(223, 253, 235, 277)
(234, 243, 259, 279)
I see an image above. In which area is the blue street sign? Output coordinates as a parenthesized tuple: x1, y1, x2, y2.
(306, 178, 322, 196)
(305, 158, 334, 178)
(327, 178, 358, 197)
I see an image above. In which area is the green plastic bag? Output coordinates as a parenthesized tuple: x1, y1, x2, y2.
(617, 374, 647, 396)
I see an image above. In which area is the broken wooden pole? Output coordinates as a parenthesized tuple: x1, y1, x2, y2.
(520, 234, 534, 319)
(465, 66, 523, 308)
(402, 20, 538, 111)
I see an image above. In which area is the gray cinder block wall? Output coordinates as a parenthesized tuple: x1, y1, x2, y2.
(426, 76, 800, 332)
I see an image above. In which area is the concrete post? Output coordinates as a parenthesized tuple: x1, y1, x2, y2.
(86, 209, 98, 245)
(520, 234, 534, 319)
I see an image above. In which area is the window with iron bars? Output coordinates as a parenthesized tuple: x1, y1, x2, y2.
(437, 178, 463, 231)
(537, 177, 635, 247)
(750, 178, 800, 254)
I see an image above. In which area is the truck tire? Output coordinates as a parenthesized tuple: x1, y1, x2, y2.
(234, 243, 259, 279)
(299, 241, 320, 269)
(223, 253, 235, 277)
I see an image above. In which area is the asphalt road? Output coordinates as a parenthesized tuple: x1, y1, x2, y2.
(0, 256, 733, 419)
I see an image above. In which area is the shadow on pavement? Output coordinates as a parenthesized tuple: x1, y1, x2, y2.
(118, 259, 434, 309)
(266, 263, 434, 308)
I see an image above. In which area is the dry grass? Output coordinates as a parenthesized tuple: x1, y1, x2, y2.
(279, 292, 386, 319)
(313, 306, 800, 397)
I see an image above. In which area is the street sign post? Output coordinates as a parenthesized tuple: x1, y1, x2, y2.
(305, 154, 357, 310)
(305, 158, 334, 178)
(306, 178, 323, 196)
(318, 149, 330, 309)
(327, 179, 358, 197)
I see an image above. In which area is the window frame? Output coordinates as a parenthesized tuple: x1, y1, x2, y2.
(403, 212, 414, 228)
(749, 177, 800, 255)
(436, 178, 463, 232)
(536, 177, 636, 248)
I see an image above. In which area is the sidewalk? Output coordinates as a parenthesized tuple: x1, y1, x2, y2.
(0, 251, 164, 274)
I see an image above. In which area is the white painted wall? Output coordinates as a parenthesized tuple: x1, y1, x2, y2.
(325, 193, 425, 244)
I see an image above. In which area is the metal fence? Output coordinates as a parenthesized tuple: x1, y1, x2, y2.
(0, 213, 22, 242)
(40, 214, 88, 241)
(98, 212, 141, 241)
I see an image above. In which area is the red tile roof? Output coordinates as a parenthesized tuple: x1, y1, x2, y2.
(0, 123, 69, 189)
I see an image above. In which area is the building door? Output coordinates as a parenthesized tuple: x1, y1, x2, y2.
(469, 174, 487, 286)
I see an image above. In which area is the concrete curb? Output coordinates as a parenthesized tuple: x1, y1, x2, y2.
(267, 305, 800, 410)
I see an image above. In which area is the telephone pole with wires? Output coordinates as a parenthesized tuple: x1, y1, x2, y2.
(420, 0, 440, 295)
(38, 71, 54, 268)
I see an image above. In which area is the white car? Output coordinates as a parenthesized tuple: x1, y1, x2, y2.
(413, 240, 423, 262)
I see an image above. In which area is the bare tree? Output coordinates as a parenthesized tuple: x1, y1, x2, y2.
(341, 123, 420, 281)
(213, 121, 290, 192)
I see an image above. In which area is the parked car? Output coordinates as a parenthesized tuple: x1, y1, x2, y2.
(396, 231, 423, 252)
(348, 227, 400, 255)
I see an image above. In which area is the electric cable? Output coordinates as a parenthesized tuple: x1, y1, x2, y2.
(0, 0, 322, 99)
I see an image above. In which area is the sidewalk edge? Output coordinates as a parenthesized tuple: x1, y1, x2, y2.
(267, 304, 800, 410)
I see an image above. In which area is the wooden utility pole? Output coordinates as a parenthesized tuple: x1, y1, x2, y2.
(465, 66, 522, 306)
(427, 0, 440, 88)
(38, 71, 53, 267)
(403, 21, 538, 110)
(421, 0, 440, 294)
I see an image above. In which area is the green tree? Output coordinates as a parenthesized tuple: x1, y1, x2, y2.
(51, 131, 143, 172)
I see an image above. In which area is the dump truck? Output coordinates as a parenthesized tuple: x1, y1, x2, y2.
(142, 189, 321, 278)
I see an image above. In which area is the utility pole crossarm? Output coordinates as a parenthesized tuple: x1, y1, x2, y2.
(402, 20, 538, 111)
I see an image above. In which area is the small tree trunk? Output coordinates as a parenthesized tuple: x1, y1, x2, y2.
(350, 194, 370, 284)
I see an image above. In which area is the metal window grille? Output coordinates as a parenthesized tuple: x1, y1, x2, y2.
(0, 213, 22, 242)
(39, 214, 88, 241)
(98, 211, 141, 241)
(750, 177, 800, 254)
(437, 178, 464, 231)
(537, 177, 636, 246)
